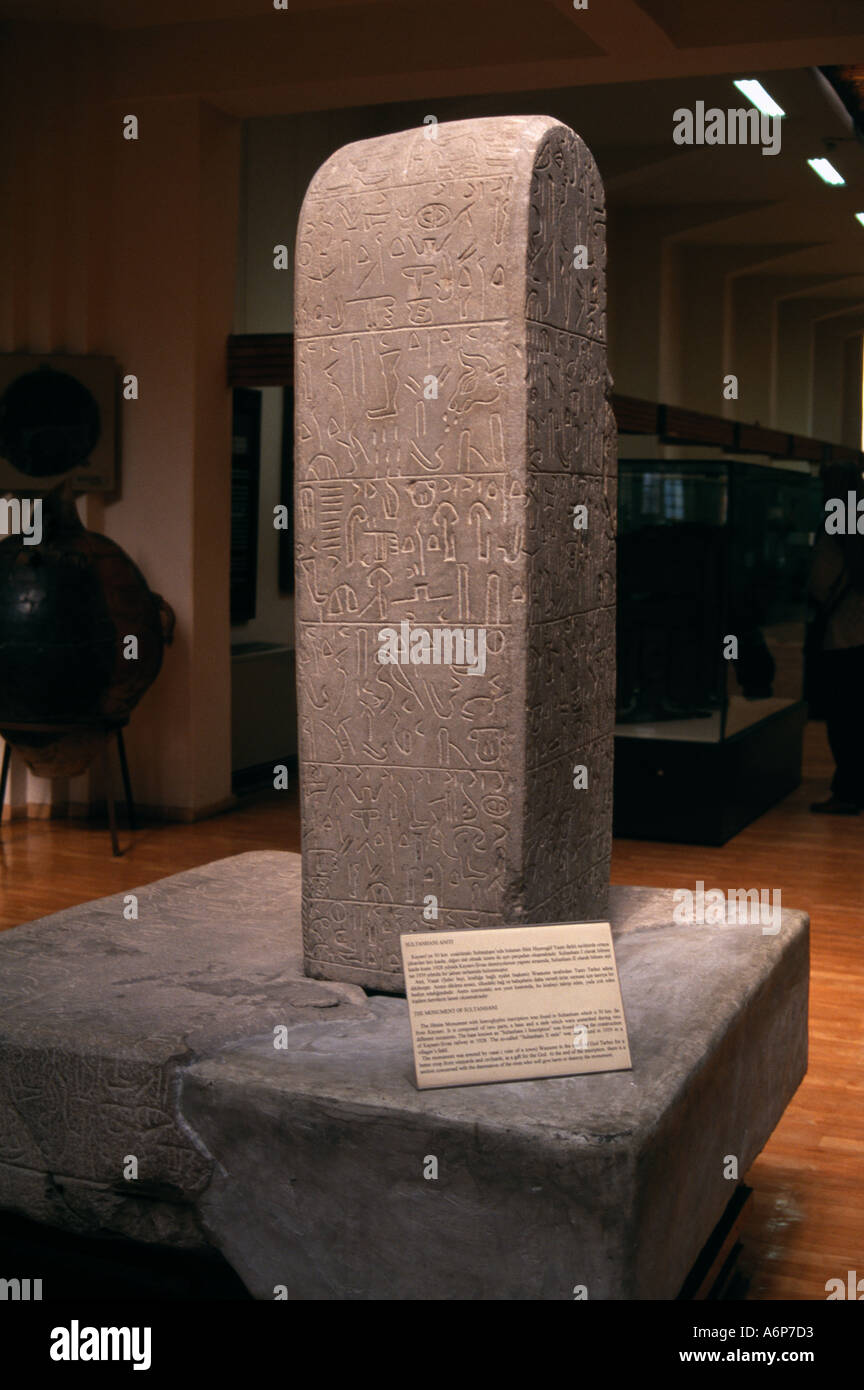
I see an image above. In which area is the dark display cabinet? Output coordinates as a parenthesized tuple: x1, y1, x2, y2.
(614, 459, 821, 844)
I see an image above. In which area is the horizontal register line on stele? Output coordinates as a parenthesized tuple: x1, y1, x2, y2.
(296, 318, 606, 343)
(307, 870, 610, 918)
(305, 171, 605, 197)
(297, 608, 615, 628)
(298, 472, 610, 481)
(301, 753, 610, 772)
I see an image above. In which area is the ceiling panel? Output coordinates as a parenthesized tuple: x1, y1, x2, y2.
(637, 0, 864, 50)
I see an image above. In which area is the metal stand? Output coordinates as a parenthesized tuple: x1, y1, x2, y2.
(0, 742, 11, 822)
(0, 721, 135, 857)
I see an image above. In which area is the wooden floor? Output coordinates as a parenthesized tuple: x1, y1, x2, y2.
(0, 724, 860, 1301)
(612, 723, 864, 1300)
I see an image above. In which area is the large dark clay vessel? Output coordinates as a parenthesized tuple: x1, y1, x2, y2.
(0, 490, 174, 777)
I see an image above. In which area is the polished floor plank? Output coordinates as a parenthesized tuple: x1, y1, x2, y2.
(0, 788, 302, 929)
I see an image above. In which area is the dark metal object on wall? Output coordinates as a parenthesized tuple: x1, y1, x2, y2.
(0, 357, 117, 492)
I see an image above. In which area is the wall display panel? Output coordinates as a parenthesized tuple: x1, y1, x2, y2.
(614, 459, 821, 843)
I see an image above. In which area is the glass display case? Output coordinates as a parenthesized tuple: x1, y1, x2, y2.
(613, 459, 821, 843)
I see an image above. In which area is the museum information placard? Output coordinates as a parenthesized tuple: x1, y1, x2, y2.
(401, 922, 632, 1089)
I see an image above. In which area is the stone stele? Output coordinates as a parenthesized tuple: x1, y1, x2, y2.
(294, 116, 616, 992)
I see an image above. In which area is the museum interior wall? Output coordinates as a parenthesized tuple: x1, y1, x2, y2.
(0, 26, 240, 821)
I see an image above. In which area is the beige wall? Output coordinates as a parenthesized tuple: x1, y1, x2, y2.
(0, 28, 240, 820)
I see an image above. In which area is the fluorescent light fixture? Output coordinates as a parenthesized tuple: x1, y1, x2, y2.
(733, 79, 785, 119)
(807, 157, 845, 186)
(855, 213, 864, 227)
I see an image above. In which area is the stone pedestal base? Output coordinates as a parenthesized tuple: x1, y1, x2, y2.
(0, 853, 808, 1299)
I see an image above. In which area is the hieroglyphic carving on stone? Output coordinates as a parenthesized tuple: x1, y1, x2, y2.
(295, 116, 614, 992)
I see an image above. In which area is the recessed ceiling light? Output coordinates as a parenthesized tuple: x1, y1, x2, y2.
(733, 79, 785, 119)
(807, 157, 846, 186)
(855, 213, 864, 227)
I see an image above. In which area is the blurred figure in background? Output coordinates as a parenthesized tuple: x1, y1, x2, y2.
(808, 463, 864, 814)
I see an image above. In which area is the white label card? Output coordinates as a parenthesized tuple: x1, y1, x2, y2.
(401, 921, 632, 1089)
